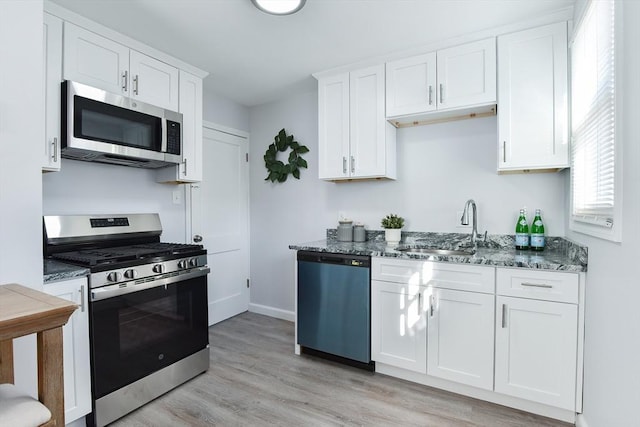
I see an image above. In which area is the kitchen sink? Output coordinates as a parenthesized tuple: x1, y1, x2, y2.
(396, 247, 476, 256)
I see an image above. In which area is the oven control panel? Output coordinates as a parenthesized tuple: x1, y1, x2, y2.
(90, 254, 208, 289)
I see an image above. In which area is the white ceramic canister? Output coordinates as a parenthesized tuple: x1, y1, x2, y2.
(353, 224, 366, 242)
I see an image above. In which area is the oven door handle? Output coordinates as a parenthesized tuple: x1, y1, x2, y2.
(90, 267, 210, 301)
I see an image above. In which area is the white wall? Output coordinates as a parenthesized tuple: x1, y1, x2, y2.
(248, 90, 567, 317)
(42, 160, 188, 242)
(203, 87, 250, 133)
(568, 2, 640, 426)
(0, 0, 44, 397)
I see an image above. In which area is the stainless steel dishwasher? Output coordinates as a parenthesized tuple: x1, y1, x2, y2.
(297, 251, 373, 369)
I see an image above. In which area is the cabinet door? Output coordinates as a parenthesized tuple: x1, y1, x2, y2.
(63, 22, 130, 95)
(44, 278, 91, 423)
(371, 280, 427, 373)
(157, 71, 203, 183)
(350, 64, 387, 178)
(318, 73, 350, 179)
(498, 22, 568, 171)
(386, 53, 437, 117)
(43, 13, 63, 172)
(427, 288, 494, 390)
(495, 296, 578, 410)
(130, 50, 179, 111)
(436, 38, 496, 110)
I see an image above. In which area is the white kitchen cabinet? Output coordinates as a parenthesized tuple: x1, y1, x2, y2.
(43, 13, 63, 172)
(497, 22, 569, 172)
(371, 279, 427, 373)
(372, 257, 495, 382)
(157, 70, 204, 183)
(318, 65, 396, 180)
(386, 38, 496, 121)
(495, 268, 580, 411)
(385, 53, 437, 117)
(427, 288, 494, 390)
(129, 50, 179, 111)
(44, 277, 91, 424)
(495, 296, 577, 410)
(64, 22, 179, 111)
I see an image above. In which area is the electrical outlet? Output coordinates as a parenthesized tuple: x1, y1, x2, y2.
(172, 189, 182, 205)
(456, 210, 471, 229)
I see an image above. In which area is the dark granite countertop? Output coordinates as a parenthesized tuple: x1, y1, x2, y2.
(44, 259, 90, 284)
(289, 230, 588, 272)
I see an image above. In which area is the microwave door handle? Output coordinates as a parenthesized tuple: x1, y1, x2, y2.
(161, 118, 168, 154)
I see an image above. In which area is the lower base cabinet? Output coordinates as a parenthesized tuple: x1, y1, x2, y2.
(371, 279, 427, 373)
(44, 277, 91, 424)
(371, 257, 584, 420)
(495, 296, 578, 410)
(427, 288, 494, 390)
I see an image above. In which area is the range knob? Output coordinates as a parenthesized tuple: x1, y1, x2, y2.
(124, 269, 137, 279)
(189, 258, 198, 267)
(152, 264, 165, 274)
(106, 272, 121, 282)
(177, 260, 188, 269)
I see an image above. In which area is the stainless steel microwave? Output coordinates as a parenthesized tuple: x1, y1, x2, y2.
(62, 80, 182, 169)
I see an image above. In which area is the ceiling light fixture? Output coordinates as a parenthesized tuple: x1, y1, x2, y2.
(251, 0, 306, 15)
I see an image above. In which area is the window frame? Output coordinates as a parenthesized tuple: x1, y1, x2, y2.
(569, 0, 623, 242)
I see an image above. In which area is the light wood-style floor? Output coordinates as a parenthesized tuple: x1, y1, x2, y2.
(112, 312, 573, 427)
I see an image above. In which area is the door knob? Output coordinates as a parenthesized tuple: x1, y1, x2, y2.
(193, 235, 203, 243)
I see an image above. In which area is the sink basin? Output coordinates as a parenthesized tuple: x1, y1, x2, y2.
(396, 247, 476, 256)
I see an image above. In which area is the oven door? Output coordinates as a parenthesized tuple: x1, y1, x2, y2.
(89, 273, 208, 399)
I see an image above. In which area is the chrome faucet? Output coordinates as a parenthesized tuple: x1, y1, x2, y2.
(460, 199, 485, 247)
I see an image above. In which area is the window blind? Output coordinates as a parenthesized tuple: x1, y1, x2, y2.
(570, 0, 615, 228)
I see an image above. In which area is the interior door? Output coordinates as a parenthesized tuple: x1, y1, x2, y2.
(190, 125, 250, 325)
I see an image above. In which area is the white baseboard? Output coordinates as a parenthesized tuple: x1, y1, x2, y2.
(248, 303, 295, 322)
(576, 414, 588, 427)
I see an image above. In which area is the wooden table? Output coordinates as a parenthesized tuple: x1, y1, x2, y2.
(0, 283, 78, 426)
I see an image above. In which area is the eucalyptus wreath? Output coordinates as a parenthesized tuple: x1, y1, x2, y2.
(264, 128, 309, 183)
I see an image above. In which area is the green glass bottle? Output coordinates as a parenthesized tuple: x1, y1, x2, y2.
(515, 209, 529, 250)
(530, 209, 545, 251)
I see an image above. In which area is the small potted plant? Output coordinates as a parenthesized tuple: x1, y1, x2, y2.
(381, 214, 405, 244)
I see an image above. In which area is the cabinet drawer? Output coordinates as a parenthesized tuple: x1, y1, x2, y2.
(372, 257, 495, 294)
(497, 268, 579, 304)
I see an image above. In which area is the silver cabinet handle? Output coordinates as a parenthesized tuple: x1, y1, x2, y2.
(122, 70, 128, 92)
(428, 85, 433, 105)
(193, 234, 203, 243)
(350, 156, 355, 174)
(502, 304, 507, 328)
(133, 74, 139, 95)
(182, 158, 188, 175)
(418, 293, 422, 315)
(79, 285, 85, 312)
(51, 137, 58, 162)
(503, 141, 507, 163)
(430, 295, 434, 317)
(342, 157, 347, 174)
(521, 282, 553, 289)
(439, 83, 444, 103)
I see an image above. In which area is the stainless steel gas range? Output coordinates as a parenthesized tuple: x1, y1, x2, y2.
(44, 214, 210, 427)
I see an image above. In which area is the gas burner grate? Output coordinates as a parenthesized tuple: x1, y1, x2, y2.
(51, 243, 204, 267)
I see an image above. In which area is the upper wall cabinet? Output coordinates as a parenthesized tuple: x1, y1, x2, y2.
(497, 22, 569, 172)
(318, 65, 396, 181)
(64, 22, 179, 111)
(43, 13, 63, 172)
(157, 70, 204, 183)
(386, 38, 496, 125)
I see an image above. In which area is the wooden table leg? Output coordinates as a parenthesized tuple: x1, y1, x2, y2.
(0, 340, 13, 384)
(0, 339, 14, 383)
(37, 328, 65, 427)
